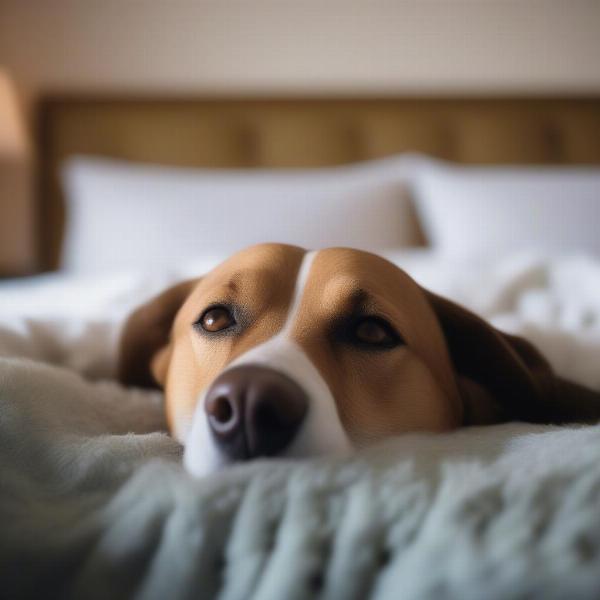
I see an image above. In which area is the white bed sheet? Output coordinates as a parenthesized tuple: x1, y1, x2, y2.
(1, 248, 599, 386)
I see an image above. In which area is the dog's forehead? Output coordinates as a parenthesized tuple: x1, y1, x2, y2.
(207, 243, 305, 285)
(307, 248, 425, 309)
(193, 244, 422, 307)
(181, 243, 304, 303)
(312, 247, 415, 284)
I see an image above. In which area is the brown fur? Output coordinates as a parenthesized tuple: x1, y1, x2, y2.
(287, 249, 462, 445)
(127, 244, 304, 433)
(118, 244, 600, 443)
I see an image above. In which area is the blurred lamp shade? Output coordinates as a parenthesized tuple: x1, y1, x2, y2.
(0, 70, 34, 275)
(0, 69, 29, 160)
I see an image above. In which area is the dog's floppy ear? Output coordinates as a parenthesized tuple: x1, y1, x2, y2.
(118, 279, 198, 389)
(425, 291, 600, 425)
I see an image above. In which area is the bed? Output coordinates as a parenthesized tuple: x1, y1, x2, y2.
(1, 96, 600, 599)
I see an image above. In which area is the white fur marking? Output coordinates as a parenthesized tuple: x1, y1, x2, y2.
(280, 250, 317, 335)
(184, 250, 352, 477)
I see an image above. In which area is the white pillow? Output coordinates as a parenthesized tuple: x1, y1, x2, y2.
(62, 156, 418, 272)
(414, 159, 600, 260)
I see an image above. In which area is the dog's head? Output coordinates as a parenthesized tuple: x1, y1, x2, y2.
(119, 243, 565, 476)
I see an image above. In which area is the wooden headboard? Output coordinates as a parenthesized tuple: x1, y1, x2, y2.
(38, 96, 600, 270)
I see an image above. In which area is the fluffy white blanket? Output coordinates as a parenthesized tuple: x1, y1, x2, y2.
(1, 251, 600, 599)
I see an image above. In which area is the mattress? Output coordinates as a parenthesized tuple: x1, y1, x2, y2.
(1, 249, 600, 599)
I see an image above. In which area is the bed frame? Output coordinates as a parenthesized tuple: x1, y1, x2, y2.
(37, 96, 600, 270)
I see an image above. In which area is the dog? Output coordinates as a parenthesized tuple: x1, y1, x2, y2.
(118, 243, 600, 476)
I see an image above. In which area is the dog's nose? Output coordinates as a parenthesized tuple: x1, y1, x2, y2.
(204, 364, 308, 460)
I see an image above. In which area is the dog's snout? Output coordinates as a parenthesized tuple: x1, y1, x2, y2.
(205, 364, 308, 460)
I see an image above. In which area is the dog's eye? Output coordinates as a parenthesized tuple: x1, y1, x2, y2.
(352, 317, 400, 348)
(198, 306, 236, 332)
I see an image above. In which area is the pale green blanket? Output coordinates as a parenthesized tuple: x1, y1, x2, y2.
(2, 358, 600, 600)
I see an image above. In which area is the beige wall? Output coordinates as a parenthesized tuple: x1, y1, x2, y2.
(1, 0, 600, 105)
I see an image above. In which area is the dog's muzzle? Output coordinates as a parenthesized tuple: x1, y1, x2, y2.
(204, 364, 309, 460)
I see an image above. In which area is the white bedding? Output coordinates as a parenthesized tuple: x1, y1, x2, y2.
(1, 250, 600, 599)
(61, 156, 418, 272)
